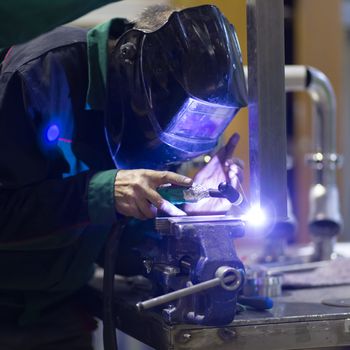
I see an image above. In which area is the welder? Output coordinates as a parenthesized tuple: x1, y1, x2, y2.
(0, 4, 247, 349)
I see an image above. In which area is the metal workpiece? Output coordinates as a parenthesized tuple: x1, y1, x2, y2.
(155, 215, 245, 237)
(243, 270, 283, 298)
(285, 65, 308, 92)
(243, 65, 308, 92)
(247, 0, 288, 222)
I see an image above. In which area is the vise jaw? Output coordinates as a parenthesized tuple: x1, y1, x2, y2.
(142, 215, 245, 326)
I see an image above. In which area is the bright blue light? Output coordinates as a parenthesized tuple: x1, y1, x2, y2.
(46, 124, 60, 142)
(242, 204, 267, 227)
(240, 202, 278, 237)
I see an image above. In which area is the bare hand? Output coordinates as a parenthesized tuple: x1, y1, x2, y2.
(185, 133, 244, 214)
(114, 169, 192, 219)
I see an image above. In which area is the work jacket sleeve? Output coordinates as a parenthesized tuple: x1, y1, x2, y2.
(0, 170, 118, 248)
(0, 0, 121, 48)
(0, 37, 118, 247)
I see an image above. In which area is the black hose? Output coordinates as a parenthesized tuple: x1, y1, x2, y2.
(103, 219, 127, 350)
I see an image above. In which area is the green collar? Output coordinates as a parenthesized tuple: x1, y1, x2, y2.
(86, 18, 130, 111)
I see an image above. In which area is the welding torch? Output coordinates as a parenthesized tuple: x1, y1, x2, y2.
(157, 181, 247, 207)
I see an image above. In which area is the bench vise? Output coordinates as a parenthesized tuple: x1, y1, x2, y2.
(136, 215, 245, 326)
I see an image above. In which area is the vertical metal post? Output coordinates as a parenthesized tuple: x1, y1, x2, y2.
(247, 0, 288, 222)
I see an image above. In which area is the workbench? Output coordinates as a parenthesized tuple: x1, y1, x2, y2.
(108, 285, 350, 350)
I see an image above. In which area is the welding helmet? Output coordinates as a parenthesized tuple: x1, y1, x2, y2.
(105, 5, 247, 169)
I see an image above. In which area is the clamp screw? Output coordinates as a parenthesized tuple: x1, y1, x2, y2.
(181, 333, 192, 343)
(218, 327, 237, 341)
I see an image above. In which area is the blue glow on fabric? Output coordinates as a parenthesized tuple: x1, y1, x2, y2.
(53, 115, 89, 177)
(43, 118, 88, 178)
(46, 124, 60, 142)
(38, 65, 90, 177)
(58, 139, 89, 177)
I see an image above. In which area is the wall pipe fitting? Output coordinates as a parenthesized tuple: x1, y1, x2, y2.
(286, 66, 343, 260)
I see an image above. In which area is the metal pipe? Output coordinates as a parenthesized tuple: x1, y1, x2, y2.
(285, 66, 337, 156)
(287, 66, 342, 260)
(246, 0, 288, 224)
(285, 66, 342, 260)
(299, 66, 342, 260)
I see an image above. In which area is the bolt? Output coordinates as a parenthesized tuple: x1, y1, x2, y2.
(344, 318, 350, 333)
(163, 266, 180, 275)
(182, 333, 192, 343)
(162, 304, 176, 323)
(218, 327, 237, 341)
(143, 259, 153, 274)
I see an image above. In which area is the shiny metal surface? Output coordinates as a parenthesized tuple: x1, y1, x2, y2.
(151, 215, 245, 325)
(306, 68, 343, 258)
(262, 260, 330, 275)
(155, 215, 245, 237)
(285, 65, 308, 92)
(247, 0, 288, 222)
(322, 298, 350, 307)
(280, 66, 342, 245)
(244, 270, 283, 298)
(112, 285, 350, 350)
(136, 266, 243, 311)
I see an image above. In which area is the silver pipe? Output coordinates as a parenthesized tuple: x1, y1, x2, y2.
(285, 65, 308, 92)
(303, 66, 342, 260)
(307, 67, 337, 155)
(285, 66, 342, 246)
(284, 66, 340, 174)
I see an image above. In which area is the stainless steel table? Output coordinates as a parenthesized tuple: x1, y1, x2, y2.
(112, 285, 350, 350)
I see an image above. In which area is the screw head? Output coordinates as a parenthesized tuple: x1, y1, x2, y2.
(218, 327, 237, 341)
(182, 333, 192, 342)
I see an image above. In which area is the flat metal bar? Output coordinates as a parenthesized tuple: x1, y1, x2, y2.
(247, 0, 288, 221)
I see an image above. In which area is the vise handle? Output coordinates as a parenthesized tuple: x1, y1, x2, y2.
(136, 266, 243, 311)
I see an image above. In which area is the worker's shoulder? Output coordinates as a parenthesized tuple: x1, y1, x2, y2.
(1, 26, 88, 74)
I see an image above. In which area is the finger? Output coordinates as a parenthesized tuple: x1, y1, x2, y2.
(116, 202, 147, 220)
(225, 157, 244, 170)
(136, 199, 157, 219)
(229, 173, 239, 188)
(159, 200, 187, 216)
(144, 186, 187, 216)
(150, 171, 193, 187)
(144, 188, 166, 209)
(229, 164, 244, 183)
(223, 133, 240, 159)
